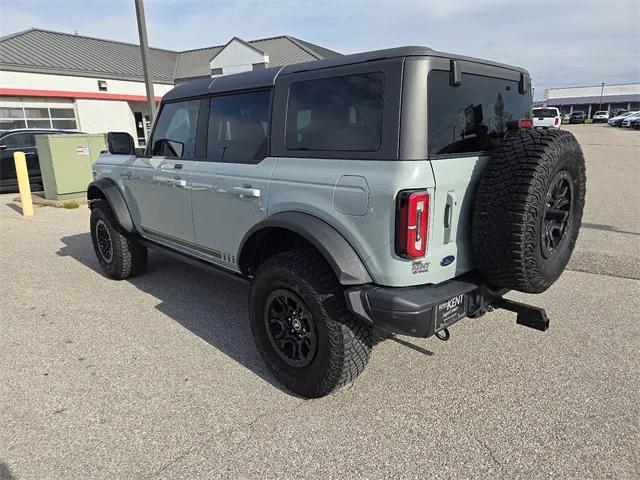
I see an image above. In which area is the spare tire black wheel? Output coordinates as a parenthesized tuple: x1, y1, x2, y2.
(472, 129, 586, 293)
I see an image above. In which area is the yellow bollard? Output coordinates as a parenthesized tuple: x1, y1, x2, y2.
(14, 151, 34, 216)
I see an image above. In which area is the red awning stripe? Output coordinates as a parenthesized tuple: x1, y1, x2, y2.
(0, 87, 163, 102)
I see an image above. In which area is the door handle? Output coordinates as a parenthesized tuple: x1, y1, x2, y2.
(166, 178, 187, 188)
(233, 186, 261, 198)
(444, 191, 458, 244)
(24, 152, 35, 156)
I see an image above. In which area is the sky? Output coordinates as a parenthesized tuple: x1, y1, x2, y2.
(1, 0, 639, 100)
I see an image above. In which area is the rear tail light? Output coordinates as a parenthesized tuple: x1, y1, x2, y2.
(518, 118, 534, 129)
(554, 117, 560, 125)
(396, 190, 430, 259)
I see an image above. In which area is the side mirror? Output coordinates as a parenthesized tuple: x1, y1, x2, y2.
(107, 132, 135, 155)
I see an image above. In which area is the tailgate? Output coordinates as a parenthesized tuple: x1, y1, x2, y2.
(428, 154, 490, 279)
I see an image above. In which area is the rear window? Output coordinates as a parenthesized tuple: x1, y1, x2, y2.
(427, 70, 530, 156)
(533, 108, 559, 118)
(285, 72, 384, 151)
(207, 90, 270, 164)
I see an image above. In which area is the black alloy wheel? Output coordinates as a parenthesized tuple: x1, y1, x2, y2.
(264, 289, 318, 368)
(95, 219, 114, 264)
(541, 170, 573, 259)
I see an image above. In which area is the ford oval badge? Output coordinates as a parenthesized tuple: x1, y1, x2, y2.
(441, 255, 455, 267)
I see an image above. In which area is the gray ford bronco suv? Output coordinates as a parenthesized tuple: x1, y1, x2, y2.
(88, 46, 586, 398)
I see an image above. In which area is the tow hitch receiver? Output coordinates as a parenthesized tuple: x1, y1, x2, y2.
(493, 298, 550, 332)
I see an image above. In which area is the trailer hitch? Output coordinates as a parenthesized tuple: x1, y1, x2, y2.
(493, 298, 550, 332)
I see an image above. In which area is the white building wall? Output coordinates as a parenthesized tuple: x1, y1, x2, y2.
(546, 83, 640, 100)
(74, 99, 137, 141)
(0, 70, 173, 98)
(210, 38, 269, 77)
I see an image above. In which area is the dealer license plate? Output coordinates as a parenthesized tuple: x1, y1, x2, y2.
(435, 293, 467, 330)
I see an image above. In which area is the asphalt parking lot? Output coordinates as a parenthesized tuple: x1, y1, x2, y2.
(1, 124, 638, 479)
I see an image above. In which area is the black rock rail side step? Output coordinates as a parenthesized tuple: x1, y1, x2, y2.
(493, 298, 550, 332)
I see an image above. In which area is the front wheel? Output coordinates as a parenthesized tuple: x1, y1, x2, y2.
(90, 202, 147, 280)
(249, 249, 372, 398)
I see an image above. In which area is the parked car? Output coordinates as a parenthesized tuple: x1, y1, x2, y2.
(621, 112, 640, 127)
(612, 110, 628, 118)
(0, 128, 80, 192)
(608, 111, 638, 127)
(592, 111, 610, 123)
(568, 111, 586, 124)
(631, 117, 640, 130)
(532, 107, 561, 129)
(562, 113, 572, 121)
(88, 46, 586, 398)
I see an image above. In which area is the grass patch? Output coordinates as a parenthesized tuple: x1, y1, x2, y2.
(61, 201, 80, 209)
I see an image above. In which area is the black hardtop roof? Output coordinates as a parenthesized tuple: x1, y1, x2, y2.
(162, 46, 529, 102)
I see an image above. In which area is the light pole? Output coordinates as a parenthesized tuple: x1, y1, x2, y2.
(135, 0, 157, 122)
(599, 82, 605, 112)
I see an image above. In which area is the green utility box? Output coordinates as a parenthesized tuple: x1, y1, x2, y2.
(36, 134, 106, 201)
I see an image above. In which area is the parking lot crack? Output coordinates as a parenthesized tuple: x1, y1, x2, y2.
(145, 400, 306, 478)
(472, 434, 505, 472)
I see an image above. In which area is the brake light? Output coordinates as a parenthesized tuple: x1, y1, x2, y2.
(518, 118, 533, 128)
(555, 117, 559, 125)
(396, 190, 430, 259)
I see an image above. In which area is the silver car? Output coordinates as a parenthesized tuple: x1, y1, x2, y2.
(88, 46, 586, 397)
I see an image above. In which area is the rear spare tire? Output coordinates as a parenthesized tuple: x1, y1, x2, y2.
(472, 129, 586, 293)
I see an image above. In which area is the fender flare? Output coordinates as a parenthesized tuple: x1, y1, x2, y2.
(238, 212, 373, 286)
(87, 178, 136, 234)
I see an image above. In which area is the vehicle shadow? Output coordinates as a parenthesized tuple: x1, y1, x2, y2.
(56, 232, 296, 395)
(0, 461, 15, 480)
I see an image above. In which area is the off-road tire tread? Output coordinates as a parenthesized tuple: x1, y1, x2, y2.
(251, 248, 372, 397)
(90, 201, 147, 280)
(472, 128, 586, 293)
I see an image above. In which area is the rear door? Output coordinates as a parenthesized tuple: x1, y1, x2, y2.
(191, 90, 274, 267)
(426, 67, 531, 275)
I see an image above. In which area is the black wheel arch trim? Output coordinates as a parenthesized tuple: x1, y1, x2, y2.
(87, 178, 136, 234)
(238, 212, 373, 286)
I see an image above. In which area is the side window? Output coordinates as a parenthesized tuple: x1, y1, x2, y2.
(207, 90, 270, 164)
(151, 100, 200, 158)
(427, 70, 531, 156)
(285, 72, 384, 152)
(2, 133, 35, 149)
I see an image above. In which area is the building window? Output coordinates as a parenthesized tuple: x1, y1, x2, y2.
(0, 106, 78, 130)
(0, 108, 26, 129)
(98, 80, 108, 91)
(252, 62, 267, 70)
(211, 68, 223, 76)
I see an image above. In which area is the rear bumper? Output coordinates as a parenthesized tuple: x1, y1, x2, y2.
(345, 278, 507, 338)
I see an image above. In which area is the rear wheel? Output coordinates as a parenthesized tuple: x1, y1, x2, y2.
(90, 202, 147, 280)
(249, 249, 372, 398)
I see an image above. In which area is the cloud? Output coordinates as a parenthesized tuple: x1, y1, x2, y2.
(1, 0, 638, 98)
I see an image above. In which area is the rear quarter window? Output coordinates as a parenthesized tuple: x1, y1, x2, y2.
(285, 72, 384, 152)
(427, 70, 530, 156)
